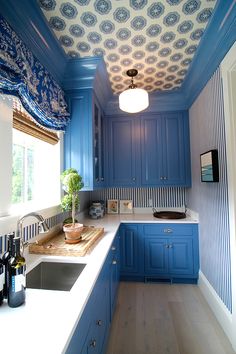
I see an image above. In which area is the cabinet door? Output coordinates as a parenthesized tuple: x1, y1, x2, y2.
(110, 235, 120, 319)
(107, 116, 140, 186)
(141, 115, 163, 185)
(144, 238, 168, 274)
(120, 225, 140, 274)
(168, 238, 194, 275)
(162, 112, 190, 186)
(64, 91, 93, 190)
(140, 112, 191, 187)
(94, 100, 105, 188)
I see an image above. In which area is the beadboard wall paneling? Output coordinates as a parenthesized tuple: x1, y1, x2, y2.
(187, 68, 231, 312)
(91, 187, 186, 208)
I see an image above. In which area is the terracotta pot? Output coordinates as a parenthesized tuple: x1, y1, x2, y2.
(63, 223, 83, 243)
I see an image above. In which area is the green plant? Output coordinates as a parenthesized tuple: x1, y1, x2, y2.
(60, 168, 84, 226)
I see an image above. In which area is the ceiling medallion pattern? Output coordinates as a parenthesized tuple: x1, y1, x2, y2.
(39, 0, 217, 94)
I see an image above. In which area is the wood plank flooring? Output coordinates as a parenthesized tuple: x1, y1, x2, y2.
(106, 282, 235, 354)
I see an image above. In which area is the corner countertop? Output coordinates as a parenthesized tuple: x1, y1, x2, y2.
(0, 211, 198, 354)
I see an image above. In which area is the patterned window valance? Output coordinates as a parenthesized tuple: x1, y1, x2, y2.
(0, 15, 70, 131)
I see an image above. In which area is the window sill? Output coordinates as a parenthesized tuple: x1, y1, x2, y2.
(0, 204, 62, 235)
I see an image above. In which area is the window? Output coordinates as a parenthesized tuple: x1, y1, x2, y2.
(0, 95, 62, 217)
(11, 129, 61, 212)
(12, 130, 34, 204)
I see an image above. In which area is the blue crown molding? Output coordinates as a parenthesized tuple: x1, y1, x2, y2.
(182, 0, 236, 108)
(0, 0, 67, 84)
(1, 0, 236, 113)
(63, 57, 112, 109)
(105, 90, 188, 116)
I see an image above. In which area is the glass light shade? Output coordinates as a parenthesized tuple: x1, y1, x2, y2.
(119, 87, 149, 113)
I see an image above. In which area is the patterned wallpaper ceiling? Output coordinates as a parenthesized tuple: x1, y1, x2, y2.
(38, 0, 217, 94)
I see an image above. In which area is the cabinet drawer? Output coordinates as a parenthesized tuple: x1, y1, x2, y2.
(143, 224, 193, 236)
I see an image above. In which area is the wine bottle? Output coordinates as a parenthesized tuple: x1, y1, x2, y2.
(0, 259, 4, 305)
(2, 232, 15, 299)
(8, 237, 26, 308)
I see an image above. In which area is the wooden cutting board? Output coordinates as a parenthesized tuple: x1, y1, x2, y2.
(28, 226, 104, 257)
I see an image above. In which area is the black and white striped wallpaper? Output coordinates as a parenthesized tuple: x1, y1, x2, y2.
(0, 211, 67, 254)
(91, 187, 187, 209)
(187, 68, 231, 312)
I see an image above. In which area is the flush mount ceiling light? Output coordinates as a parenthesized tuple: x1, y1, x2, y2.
(119, 69, 149, 114)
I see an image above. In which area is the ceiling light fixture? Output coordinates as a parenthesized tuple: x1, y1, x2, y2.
(119, 69, 149, 114)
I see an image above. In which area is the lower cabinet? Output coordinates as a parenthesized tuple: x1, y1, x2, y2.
(120, 224, 143, 280)
(120, 223, 199, 283)
(65, 233, 120, 354)
(110, 234, 120, 319)
(66, 222, 199, 353)
(144, 237, 194, 277)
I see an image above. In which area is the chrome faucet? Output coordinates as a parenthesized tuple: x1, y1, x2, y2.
(17, 212, 49, 246)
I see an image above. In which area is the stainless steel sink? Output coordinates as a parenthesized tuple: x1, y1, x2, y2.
(26, 262, 86, 291)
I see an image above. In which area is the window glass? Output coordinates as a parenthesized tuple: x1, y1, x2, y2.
(11, 129, 61, 212)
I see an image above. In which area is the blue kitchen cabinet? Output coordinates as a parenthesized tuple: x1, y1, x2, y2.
(94, 100, 105, 188)
(140, 114, 162, 186)
(65, 233, 120, 354)
(109, 233, 120, 319)
(141, 112, 191, 186)
(119, 224, 144, 280)
(143, 224, 199, 283)
(120, 223, 199, 283)
(64, 90, 105, 190)
(106, 115, 140, 187)
(144, 238, 168, 274)
(66, 262, 109, 354)
(106, 111, 191, 188)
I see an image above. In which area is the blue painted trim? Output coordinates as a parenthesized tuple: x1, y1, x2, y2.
(0, 0, 67, 84)
(183, 0, 236, 107)
(105, 90, 187, 115)
(1, 0, 236, 112)
(63, 57, 112, 110)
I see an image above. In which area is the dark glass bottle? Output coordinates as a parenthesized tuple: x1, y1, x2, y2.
(8, 237, 26, 308)
(0, 258, 3, 305)
(2, 232, 15, 299)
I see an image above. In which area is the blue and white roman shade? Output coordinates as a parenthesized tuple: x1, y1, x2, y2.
(0, 15, 70, 131)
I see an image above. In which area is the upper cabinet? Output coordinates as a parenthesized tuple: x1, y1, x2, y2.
(63, 58, 191, 190)
(106, 111, 191, 188)
(106, 116, 140, 187)
(141, 112, 191, 186)
(64, 90, 105, 191)
(93, 99, 105, 187)
(63, 57, 112, 191)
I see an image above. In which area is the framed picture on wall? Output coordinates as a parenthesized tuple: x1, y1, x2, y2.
(107, 199, 118, 214)
(120, 200, 133, 214)
(200, 149, 219, 182)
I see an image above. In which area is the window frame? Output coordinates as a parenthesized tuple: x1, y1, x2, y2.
(0, 95, 64, 235)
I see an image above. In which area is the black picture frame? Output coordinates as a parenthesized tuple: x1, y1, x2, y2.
(200, 149, 219, 182)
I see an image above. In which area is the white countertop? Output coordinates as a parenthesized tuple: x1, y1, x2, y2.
(0, 212, 198, 354)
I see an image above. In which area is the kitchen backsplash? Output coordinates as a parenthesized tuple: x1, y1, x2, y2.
(90, 187, 187, 208)
(0, 211, 67, 254)
(0, 188, 186, 253)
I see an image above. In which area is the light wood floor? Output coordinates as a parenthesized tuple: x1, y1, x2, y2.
(106, 282, 235, 354)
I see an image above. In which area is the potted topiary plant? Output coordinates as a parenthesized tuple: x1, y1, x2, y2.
(61, 168, 84, 243)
